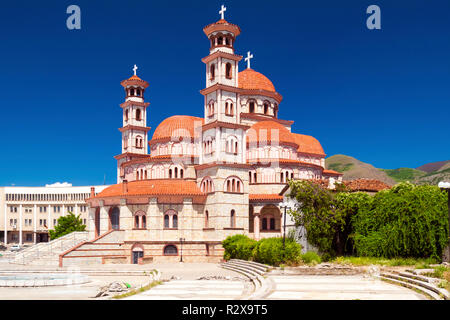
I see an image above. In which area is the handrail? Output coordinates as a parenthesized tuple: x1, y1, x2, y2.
(10, 231, 89, 265)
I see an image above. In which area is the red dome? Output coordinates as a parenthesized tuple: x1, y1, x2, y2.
(247, 120, 297, 147)
(238, 69, 276, 92)
(150, 115, 204, 143)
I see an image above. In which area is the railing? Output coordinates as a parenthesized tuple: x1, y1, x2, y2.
(9, 231, 89, 265)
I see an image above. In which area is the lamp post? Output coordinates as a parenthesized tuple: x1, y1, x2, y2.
(280, 201, 293, 252)
(438, 182, 450, 262)
(179, 237, 185, 263)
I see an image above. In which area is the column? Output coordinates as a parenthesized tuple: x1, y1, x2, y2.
(19, 204, 23, 245)
(33, 204, 37, 244)
(253, 213, 260, 241)
(4, 204, 7, 245)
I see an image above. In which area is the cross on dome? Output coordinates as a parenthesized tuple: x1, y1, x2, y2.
(133, 64, 138, 76)
(245, 51, 253, 69)
(219, 5, 226, 20)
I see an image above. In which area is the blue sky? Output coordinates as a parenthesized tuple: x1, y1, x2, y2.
(0, 0, 449, 186)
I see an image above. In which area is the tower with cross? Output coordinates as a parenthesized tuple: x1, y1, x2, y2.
(219, 5, 226, 20)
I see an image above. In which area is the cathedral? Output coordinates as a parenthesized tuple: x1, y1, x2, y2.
(74, 8, 343, 266)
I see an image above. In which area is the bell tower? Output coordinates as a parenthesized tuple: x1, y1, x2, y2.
(199, 6, 248, 166)
(114, 65, 151, 183)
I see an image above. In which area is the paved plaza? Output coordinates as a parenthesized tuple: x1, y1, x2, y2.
(0, 260, 429, 300)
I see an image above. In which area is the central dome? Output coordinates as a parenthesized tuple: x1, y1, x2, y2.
(238, 69, 276, 92)
(247, 120, 297, 147)
(151, 115, 204, 143)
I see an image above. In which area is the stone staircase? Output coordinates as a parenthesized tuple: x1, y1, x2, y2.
(9, 232, 89, 266)
(220, 259, 273, 299)
(59, 230, 125, 267)
(376, 270, 449, 300)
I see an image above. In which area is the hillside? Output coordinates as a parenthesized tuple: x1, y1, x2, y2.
(325, 155, 397, 186)
(326, 155, 450, 186)
(416, 160, 450, 173)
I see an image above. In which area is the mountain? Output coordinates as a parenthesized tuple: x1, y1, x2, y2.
(325, 155, 397, 186)
(326, 155, 450, 186)
(416, 160, 450, 173)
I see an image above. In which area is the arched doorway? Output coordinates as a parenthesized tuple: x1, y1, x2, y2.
(260, 205, 281, 232)
(95, 208, 100, 237)
(109, 207, 120, 230)
(131, 243, 144, 264)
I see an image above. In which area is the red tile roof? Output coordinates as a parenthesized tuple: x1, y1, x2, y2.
(247, 120, 297, 147)
(150, 115, 204, 143)
(238, 69, 276, 92)
(249, 194, 284, 202)
(291, 133, 325, 156)
(95, 179, 204, 198)
(323, 169, 343, 176)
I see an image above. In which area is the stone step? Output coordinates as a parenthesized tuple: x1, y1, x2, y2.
(225, 260, 266, 275)
(220, 263, 261, 292)
(376, 275, 442, 300)
(380, 273, 447, 300)
(230, 259, 269, 270)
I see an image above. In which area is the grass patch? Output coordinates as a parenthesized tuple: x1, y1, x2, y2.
(331, 256, 438, 267)
(423, 266, 450, 279)
(328, 163, 353, 172)
(381, 168, 425, 183)
(112, 281, 162, 299)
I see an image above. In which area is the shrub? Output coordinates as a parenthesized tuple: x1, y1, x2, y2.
(222, 234, 257, 261)
(352, 183, 448, 259)
(301, 251, 322, 265)
(252, 237, 302, 266)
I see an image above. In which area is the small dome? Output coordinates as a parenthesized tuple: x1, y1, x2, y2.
(291, 133, 325, 156)
(151, 115, 204, 143)
(238, 69, 276, 92)
(247, 120, 297, 146)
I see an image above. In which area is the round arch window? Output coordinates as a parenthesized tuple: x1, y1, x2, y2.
(164, 245, 178, 256)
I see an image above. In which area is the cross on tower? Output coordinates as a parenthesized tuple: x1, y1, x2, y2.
(133, 64, 138, 76)
(219, 5, 226, 20)
(245, 51, 253, 69)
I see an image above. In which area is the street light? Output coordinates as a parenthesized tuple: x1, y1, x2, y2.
(179, 237, 185, 262)
(280, 200, 294, 251)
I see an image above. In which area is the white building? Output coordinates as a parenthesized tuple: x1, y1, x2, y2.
(0, 184, 109, 245)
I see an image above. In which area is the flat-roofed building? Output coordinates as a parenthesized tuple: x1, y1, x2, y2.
(0, 183, 109, 245)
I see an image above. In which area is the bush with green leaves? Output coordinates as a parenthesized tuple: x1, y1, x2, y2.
(287, 180, 371, 257)
(301, 251, 322, 265)
(222, 234, 257, 260)
(48, 212, 86, 240)
(252, 237, 302, 266)
(352, 183, 448, 259)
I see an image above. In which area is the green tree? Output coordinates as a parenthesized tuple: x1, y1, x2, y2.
(287, 180, 371, 257)
(352, 182, 448, 259)
(48, 212, 86, 240)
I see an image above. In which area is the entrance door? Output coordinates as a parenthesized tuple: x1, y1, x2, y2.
(132, 251, 144, 264)
(110, 207, 120, 230)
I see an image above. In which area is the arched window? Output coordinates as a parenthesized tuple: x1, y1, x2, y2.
(210, 64, 215, 80)
(125, 109, 129, 121)
(230, 210, 236, 228)
(201, 177, 214, 193)
(174, 167, 178, 178)
(142, 215, 146, 229)
(164, 245, 178, 255)
(264, 102, 269, 115)
(136, 89, 141, 96)
(164, 210, 178, 229)
(169, 169, 172, 179)
(136, 170, 140, 180)
(218, 36, 223, 45)
(205, 211, 209, 228)
(180, 169, 184, 179)
(226, 63, 232, 79)
(173, 215, 178, 228)
(224, 176, 243, 193)
(270, 218, 275, 230)
(135, 215, 139, 229)
(274, 104, 278, 118)
(249, 101, 255, 113)
(136, 109, 141, 121)
(135, 136, 143, 149)
(280, 172, 284, 183)
(262, 218, 267, 230)
(130, 88, 135, 96)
